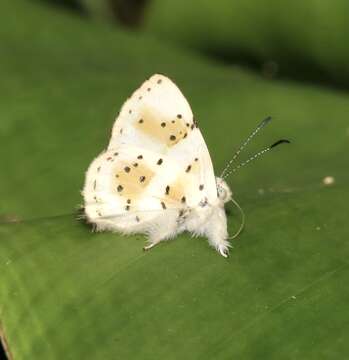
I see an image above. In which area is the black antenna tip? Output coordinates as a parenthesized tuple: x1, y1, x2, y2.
(261, 116, 272, 127)
(270, 139, 291, 148)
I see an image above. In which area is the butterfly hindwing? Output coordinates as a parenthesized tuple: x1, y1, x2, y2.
(84, 146, 206, 226)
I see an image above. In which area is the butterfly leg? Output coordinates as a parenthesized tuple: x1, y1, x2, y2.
(143, 228, 179, 251)
(143, 212, 180, 251)
(143, 242, 159, 251)
(202, 207, 231, 258)
(142, 232, 173, 251)
(217, 243, 230, 258)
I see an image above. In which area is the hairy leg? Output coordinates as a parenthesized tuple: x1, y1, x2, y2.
(143, 211, 180, 251)
(203, 207, 230, 258)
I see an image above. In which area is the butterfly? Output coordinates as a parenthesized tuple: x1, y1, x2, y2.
(82, 74, 289, 257)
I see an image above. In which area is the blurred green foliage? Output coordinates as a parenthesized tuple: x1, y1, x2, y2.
(144, 0, 349, 87)
(58, 0, 349, 87)
(1, 0, 348, 359)
(40, 0, 148, 26)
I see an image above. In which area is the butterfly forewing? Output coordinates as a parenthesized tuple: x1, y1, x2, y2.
(109, 75, 193, 151)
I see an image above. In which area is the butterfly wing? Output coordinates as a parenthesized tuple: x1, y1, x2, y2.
(109, 74, 194, 152)
(83, 147, 172, 230)
(109, 74, 217, 202)
(83, 146, 208, 228)
(83, 74, 218, 229)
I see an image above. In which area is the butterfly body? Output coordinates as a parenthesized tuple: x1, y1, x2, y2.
(83, 74, 232, 257)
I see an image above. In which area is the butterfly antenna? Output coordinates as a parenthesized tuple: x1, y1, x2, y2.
(228, 197, 245, 239)
(223, 139, 290, 179)
(220, 116, 272, 178)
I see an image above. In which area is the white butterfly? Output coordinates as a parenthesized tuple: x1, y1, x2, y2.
(82, 74, 288, 257)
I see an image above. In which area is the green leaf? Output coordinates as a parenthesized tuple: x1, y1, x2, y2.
(1, 0, 349, 358)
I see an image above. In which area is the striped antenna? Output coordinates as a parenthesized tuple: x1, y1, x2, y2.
(222, 139, 290, 179)
(220, 116, 272, 178)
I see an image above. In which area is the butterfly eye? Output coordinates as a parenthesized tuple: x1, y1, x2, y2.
(217, 186, 227, 200)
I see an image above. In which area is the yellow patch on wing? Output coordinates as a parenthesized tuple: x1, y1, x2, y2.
(111, 160, 155, 206)
(135, 104, 190, 147)
(163, 177, 187, 207)
(185, 157, 201, 175)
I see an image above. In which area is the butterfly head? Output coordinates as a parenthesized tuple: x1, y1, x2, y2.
(216, 177, 232, 204)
